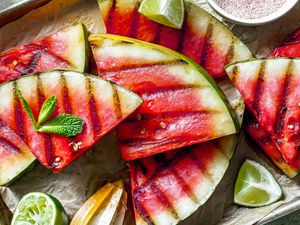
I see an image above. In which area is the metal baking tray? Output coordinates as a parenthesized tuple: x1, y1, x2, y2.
(1, 0, 300, 224)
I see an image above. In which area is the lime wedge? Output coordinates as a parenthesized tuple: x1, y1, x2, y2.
(11, 192, 68, 225)
(138, 0, 184, 29)
(234, 159, 282, 207)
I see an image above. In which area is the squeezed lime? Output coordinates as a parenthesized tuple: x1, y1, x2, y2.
(11, 192, 68, 225)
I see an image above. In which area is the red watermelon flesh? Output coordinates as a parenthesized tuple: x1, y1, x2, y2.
(97, 0, 252, 78)
(0, 71, 142, 172)
(130, 135, 237, 225)
(0, 24, 88, 84)
(282, 27, 300, 46)
(244, 113, 299, 178)
(226, 58, 300, 164)
(90, 34, 239, 160)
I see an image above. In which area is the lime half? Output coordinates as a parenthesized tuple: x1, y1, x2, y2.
(11, 192, 68, 225)
(234, 159, 282, 207)
(138, 0, 184, 29)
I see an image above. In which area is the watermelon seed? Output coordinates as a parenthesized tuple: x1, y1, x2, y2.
(287, 125, 295, 130)
(70, 141, 82, 152)
(160, 122, 166, 129)
(12, 60, 18, 66)
(141, 128, 146, 134)
(55, 156, 62, 163)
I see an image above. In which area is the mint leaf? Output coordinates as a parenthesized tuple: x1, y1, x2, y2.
(15, 85, 37, 129)
(38, 114, 84, 137)
(37, 96, 57, 127)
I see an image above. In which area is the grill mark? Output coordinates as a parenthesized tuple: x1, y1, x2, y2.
(44, 50, 72, 67)
(112, 84, 122, 120)
(188, 149, 214, 184)
(100, 60, 182, 74)
(13, 82, 25, 139)
(275, 61, 293, 134)
(176, 18, 187, 52)
(129, 3, 140, 38)
(37, 77, 54, 167)
(150, 183, 179, 220)
(139, 84, 201, 97)
(225, 38, 235, 64)
(200, 20, 213, 66)
(107, 0, 116, 33)
(252, 61, 266, 119)
(60, 74, 72, 114)
(0, 137, 20, 154)
(125, 110, 212, 122)
(15, 51, 42, 75)
(86, 77, 101, 136)
(133, 193, 155, 225)
(230, 65, 239, 84)
(152, 154, 198, 202)
(153, 25, 162, 44)
(211, 139, 229, 160)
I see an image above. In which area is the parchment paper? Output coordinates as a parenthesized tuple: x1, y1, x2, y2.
(1, 0, 300, 225)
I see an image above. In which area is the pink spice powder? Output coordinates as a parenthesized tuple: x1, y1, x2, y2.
(215, 0, 287, 19)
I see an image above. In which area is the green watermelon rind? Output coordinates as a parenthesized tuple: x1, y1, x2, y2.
(1, 160, 38, 187)
(90, 34, 241, 131)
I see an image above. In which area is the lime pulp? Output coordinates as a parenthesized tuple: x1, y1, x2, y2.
(11, 192, 68, 225)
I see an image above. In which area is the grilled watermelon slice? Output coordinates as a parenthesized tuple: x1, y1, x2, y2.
(226, 58, 300, 164)
(0, 71, 142, 172)
(0, 120, 36, 186)
(97, 0, 252, 78)
(0, 24, 89, 84)
(244, 113, 299, 178)
(90, 34, 239, 160)
(130, 134, 237, 225)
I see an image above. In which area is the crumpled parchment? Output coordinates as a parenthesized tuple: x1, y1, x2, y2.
(1, 0, 300, 225)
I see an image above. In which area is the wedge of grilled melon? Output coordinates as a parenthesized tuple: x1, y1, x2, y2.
(90, 34, 239, 160)
(0, 24, 89, 84)
(97, 0, 252, 78)
(226, 58, 300, 165)
(130, 135, 237, 225)
(0, 71, 142, 172)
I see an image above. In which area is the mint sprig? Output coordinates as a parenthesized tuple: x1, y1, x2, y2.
(16, 86, 84, 137)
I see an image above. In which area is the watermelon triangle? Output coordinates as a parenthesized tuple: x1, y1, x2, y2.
(90, 34, 239, 160)
(0, 24, 89, 84)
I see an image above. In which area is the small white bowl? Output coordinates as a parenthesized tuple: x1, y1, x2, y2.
(207, 0, 299, 26)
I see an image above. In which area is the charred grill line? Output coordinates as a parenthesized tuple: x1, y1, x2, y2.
(86, 77, 101, 136)
(253, 61, 266, 119)
(200, 20, 213, 66)
(176, 17, 187, 52)
(225, 38, 235, 64)
(129, 2, 141, 38)
(150, 182, 180, 220)
(60, 74, 72, 114)
(230, 65, 238, 84)
(132, 192, 155, 225)
(13, 82, 25, 140)
(275, 60, 294, 134)
(37, 76, 55, 167)
(100, 60, 181, 74)
(14, 51, 42, 75)
(0, 136, 19, 154)
(107, 0, 117, 33)
(211, 139, 229, 160)
(112, 84, 122, 120)
(188, 149, 214, 184)
(153, 24, 162, 44)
